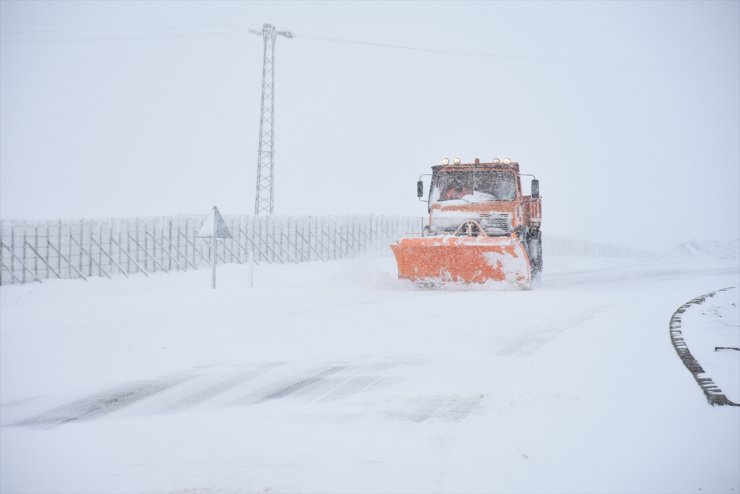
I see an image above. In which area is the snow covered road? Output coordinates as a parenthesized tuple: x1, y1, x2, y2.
(1, 255, 738, 493)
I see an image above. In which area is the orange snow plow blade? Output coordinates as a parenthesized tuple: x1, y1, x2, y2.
(391, 235, 531, 288)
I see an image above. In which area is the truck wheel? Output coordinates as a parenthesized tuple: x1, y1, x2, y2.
(527, 230, 543, 276)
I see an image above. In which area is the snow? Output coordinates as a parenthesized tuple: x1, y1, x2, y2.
(661, 238, 739, 262)
(1, 251, 739, 493)
(681, 288, 740, 403)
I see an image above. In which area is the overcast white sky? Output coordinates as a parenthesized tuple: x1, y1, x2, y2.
(1, 0, 738, 249)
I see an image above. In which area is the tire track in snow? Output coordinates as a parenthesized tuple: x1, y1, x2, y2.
(316, 360, 404, 401)
(253, 366, 346, 403)
(13, 376, 189, 428)
(669, 286, 739, 407)
(158, 367, 274, 413)
(7, 360, 422, 428)
(9, 363, 400, 427)
(385, 395, 485, 423)
(318, 375, 387, 402)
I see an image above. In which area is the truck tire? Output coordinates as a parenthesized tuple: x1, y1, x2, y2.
(527, 230, 543, 276)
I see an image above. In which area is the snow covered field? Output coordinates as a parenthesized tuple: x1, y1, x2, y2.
(1, 252, 738, 493)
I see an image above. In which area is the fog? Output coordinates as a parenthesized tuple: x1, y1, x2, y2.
(1, 1, 738, 250)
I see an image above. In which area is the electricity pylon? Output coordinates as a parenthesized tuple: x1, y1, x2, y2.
(250, 23, 292, 215)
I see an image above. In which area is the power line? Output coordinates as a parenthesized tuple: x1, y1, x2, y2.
(0, 22, 645, 72)
(293, 32, 550, 62)
(0, 24, 244, 43)
(0, 23, 549, 63)
(0, 32, 240, 44)
(0, 23, 243, 35)
(308, 31, 660, 73)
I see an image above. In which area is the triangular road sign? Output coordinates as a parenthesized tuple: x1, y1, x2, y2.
(197, 206, 232, 239)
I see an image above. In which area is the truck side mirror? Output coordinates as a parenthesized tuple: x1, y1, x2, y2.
(531, 179, 540, 198)
(417, 180, 424, 198)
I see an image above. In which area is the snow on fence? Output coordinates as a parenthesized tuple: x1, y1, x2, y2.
(0, 215, 422, 285)
(0, 215, 648, 285)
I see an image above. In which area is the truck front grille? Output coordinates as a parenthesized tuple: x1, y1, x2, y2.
(479, 213, 512, 235)
(429, 211, 512, 236)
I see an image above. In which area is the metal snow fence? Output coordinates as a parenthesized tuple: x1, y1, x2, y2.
(0, 215, 423, 285)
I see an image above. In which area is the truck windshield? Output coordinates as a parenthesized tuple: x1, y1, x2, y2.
(434, 170, 517, 202)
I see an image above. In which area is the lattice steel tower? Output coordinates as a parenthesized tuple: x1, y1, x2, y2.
(250, 23, 292, 215)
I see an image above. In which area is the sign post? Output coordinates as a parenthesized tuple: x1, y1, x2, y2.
(197, 206, 232, 289)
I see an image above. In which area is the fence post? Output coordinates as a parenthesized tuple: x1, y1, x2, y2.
(237, 216, 242, 263)
(167, 219, 172, 271)
(22, 224, 27, 284)
(122, 222, 128, 274)
(32, 223, 38, 279)
(96, 222, 101, 277)
(85, 220, 91, 277)
(110, 222, 115, 276)
(143, 221, 149, 272)
(76, 220, 82, 277)
(67, 222, 72, 279)
(174, 218, 180, 271)
(10, 224, 15, 283)
(44, 221, 49, 279)
(159, 219, 165, 271)
(307, 217, 311, 261)
(184, 220, 190, 267)
(356, 217, 360, 256)
(256, 217, 262, 262)
(56, 220, 61, 277)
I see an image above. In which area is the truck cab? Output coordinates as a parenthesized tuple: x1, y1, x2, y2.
(421, 159, 541, 243)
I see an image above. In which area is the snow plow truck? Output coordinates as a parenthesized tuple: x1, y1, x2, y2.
(391, 157, 542, 288)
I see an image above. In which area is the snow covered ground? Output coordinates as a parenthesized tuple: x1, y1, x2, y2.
(1, 251, 738, 493)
